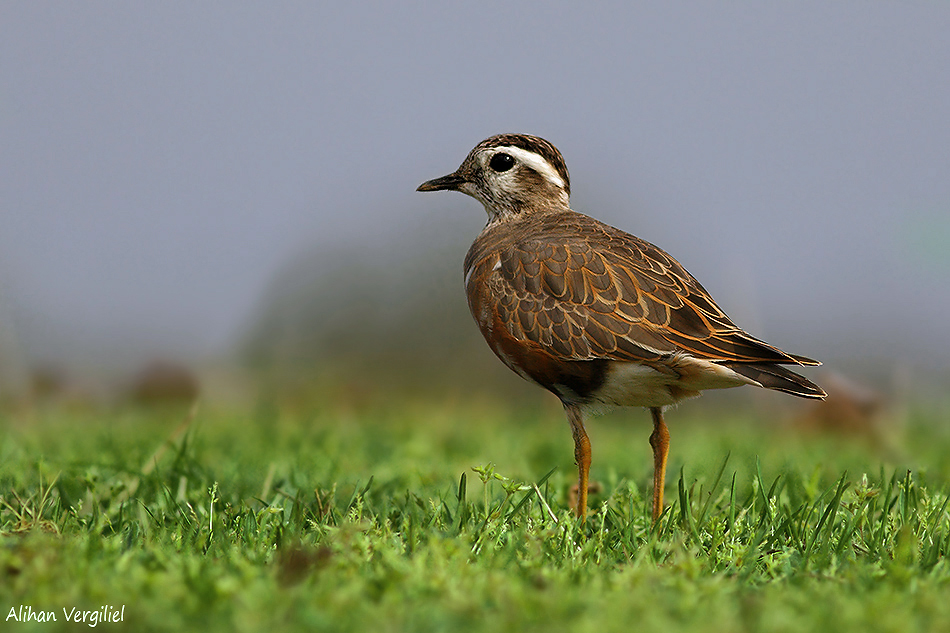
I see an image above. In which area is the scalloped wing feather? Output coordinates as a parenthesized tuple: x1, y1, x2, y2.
(472, 211, 819, 368)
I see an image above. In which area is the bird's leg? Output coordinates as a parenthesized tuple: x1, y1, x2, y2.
(564, 403, 591, 521)
(649, 407, 670, 524)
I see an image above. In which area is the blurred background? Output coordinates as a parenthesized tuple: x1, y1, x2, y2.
(2, 2, 948, 413)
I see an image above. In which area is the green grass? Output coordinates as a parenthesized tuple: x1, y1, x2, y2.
(3, 392, 950, 632)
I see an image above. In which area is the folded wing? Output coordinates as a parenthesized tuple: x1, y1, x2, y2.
(489, 213, 824, 398)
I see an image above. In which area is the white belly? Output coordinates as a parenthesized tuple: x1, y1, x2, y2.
(590, 354, 759, 409)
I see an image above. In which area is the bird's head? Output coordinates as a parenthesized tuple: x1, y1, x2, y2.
(417, 133, 571, 221)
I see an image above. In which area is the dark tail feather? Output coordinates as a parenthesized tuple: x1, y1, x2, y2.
(725, 362, 826, 399)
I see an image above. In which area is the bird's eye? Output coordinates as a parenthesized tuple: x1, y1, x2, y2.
(489, 152, 515, 172)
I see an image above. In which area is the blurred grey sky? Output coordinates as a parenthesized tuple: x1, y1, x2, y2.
(1, 3, 949, 373)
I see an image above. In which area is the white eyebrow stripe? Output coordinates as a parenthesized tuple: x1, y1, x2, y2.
(498, 146, 565, 190)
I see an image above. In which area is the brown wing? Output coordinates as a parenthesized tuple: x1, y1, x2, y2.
(488, 212, 818, 367)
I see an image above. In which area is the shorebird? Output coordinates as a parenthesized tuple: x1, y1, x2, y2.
(417, 133, 825, 523)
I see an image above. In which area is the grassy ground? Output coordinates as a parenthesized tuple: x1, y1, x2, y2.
(2, 389, 950, 632)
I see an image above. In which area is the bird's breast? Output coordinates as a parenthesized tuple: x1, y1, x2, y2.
(463, 248, 612, 404)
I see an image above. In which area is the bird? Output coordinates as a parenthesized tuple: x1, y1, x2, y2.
(417, 133, 825, 523)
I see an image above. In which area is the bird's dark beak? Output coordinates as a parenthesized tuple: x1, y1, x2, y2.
(417, 172, 466, 192)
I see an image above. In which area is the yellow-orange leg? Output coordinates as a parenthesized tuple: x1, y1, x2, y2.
(649, 407, 670, 523)
(564, 403, 591, 521)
